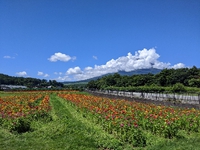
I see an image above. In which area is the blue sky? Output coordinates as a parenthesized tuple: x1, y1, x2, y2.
(0, 0, 200, 81)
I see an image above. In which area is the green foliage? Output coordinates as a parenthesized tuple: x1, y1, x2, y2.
(188, 78, 200, 88)
(0, 73, 64, 89)
(31, 110, 53, 122)
(1, 111, 52, 134)
(171, 83, 186, 93)
(133, 129, 147, 147)
(10, 117, 31, 133)
(64, 83, 87, 91)
(87, 66, 200, 93)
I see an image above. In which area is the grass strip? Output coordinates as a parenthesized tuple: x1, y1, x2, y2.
(52, 94, 130, 150)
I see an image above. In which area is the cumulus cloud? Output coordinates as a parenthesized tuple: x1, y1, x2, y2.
(71, 48, 184, 81)
(56, 48, 185, 81)
(171, 63, 185, 69)
(84, 67, 93, 71)
(16, 71, 27, 76)
(48, 52, 76, 62)
(66, 67, 82, 75)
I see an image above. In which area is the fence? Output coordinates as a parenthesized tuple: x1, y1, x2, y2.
(87, 90, 200, 105)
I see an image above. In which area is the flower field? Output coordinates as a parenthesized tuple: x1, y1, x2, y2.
(1, 90, 200, 148)
(58, 92, 200, 146)
(0, 91, 51, 133)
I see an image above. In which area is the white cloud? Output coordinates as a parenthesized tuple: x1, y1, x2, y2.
(171, 63, 185, 69)
(16, 71, 27, 76)
(3, 56, 11, 59)
(38, 71, 49, 78)
(56, 76, 71, 81)
(70, 48, 184, 81)
(84, 67, 93, 71)
(93, 56, 98, 60)
(3, 55, 15, 59)
(48, 52, 76, 62)
(44, 74, 49, 77)
(37, 71, 44, 76)
(55, 48, 185, 81)
(66, 67, 82, 75)
(54, 72, 62, 75)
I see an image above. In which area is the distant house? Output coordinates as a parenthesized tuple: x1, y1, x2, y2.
(0, 85, 10, 90)
(47, 85, 52, 89)
(0, 85, 27, 90)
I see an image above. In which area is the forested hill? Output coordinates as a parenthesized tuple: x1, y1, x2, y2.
(0, 73, 64, 88)
(87, 66, 200, 90)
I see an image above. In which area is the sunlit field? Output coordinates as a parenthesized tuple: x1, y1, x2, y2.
(1, 90, 200, 150)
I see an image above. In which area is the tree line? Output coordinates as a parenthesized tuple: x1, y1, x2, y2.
(0, 73, 64, 89)
(87, 66, 200, 93)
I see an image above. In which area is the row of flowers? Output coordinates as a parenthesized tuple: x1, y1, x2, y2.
(1, 94, 38, 119)
(58, 93, 200, 145)
(0, 92, 52, 133)
(0, 90, 76, 120)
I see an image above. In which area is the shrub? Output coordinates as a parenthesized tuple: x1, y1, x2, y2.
(171, 83, 186, 93)
(10, 118, 31, 133)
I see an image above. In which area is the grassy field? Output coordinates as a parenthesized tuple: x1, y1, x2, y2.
(0, 91, 200, 150)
